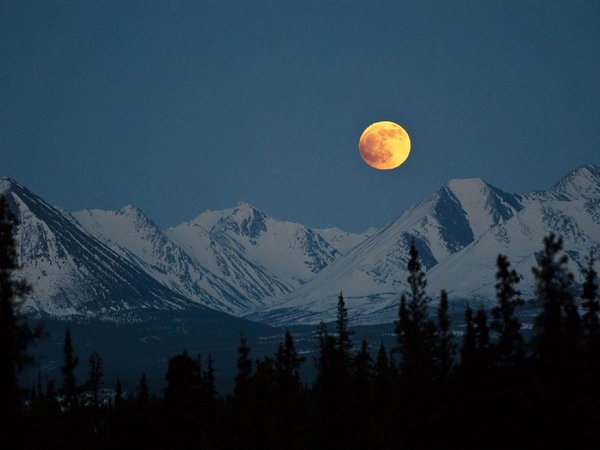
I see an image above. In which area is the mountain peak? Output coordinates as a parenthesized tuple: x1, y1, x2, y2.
(444, 177, 489, 194)
(549, 164, 600, 200)
(224, 202, 267, 238)
(118, 203, 146, 217)
(0, 177, 22, 194)
(235, 201, 257, 210)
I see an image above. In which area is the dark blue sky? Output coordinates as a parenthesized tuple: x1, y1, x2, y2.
(2, 1, 599, 232)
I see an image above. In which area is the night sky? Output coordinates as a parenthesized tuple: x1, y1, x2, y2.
(2, 1, 599, 232)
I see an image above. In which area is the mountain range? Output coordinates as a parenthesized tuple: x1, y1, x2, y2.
(2, 165, 599, 326)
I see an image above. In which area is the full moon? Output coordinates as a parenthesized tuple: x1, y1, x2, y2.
(358, 121, 411, 170)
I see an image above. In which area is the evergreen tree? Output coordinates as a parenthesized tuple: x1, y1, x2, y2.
(204, 354, 217, 406)
(234, 333, 252, 401)
(46, 377, 59, 409)
(164, 350, 202, 410)
(460, 306, 477, 379)
(491, 254, 525, 369)
(137, 373, 149, 407)
(60, 328, 79, 410)
(314, 319, 346, 449)
(336, 292, 353, 364)
(0, 195, 38, 421)
(474, 309, 491, 373)
(374, 342, 391, 394)
(86, 352, 103, 407)
(314, 320, 337, 400)
(395, 243, 434, 384)
(435, 290, 454, 376)
(163, 351, 205, 447)
(352, 339, 372, 407)
(275, 330, 305, 392)
(314, 320, 337, 397)
(114, 377, 123, 409)
(532, 234, 580, 367)
(581, 251, 599, 352)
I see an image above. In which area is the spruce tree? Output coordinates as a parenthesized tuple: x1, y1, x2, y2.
(164, 349, 202, 410)
(373, 342, 393, 416)
(163, 350, 204, 446)
(137, 373, 149, 407)
(314, 320, 336, 395)
(60, 328, 79, 410)
(491, 254, 525, 369)
(532, 234, 580, 367)
(234, 333, 252, 401)
(204, 354, 217, 405)
(275, 330, 305, 392)
(0, 195, 38, 421)
(436, 290, 454, 376)
(335, 293, 354, 392)
(374, 342, 391, 391)
(114, 377, 123, 409)
(460, 306, 476, 379)
(336, 292, 353, 360)
(395, 243, 434, 384)
(86, 352, 103, 407)
(314, 319, 343, 449)
(352, 340, 372, 407)
(581, 251, 599, 352)
(474, 309, 490, 373)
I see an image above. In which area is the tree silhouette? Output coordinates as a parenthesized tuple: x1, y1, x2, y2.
(275, 330, 305, 393)
(164, 350, 202, 411)
(336, 292, 353, 363)
(0, 195, 38, 423)
(86, 352, 103, 407)
(114, 377, 123, 409)
(491, 254, 524, 369)
(60, 328, 79, 410)
(234, 333, 253, 401)
(460, 306, 476, 380)
(137, 373, 149, 407)
(395, 242, 435, 385)
(313, 295, 356, 450)
(532, 234, 580, 368)
(581, 251, 599, 353)
(435, 289, 454, 377)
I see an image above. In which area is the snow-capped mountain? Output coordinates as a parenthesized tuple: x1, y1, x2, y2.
(166, 203, 340, 306)
(3, 165, 598, 326)
(0, 178, 196, 318)
(72, 206, 250, 314)
(544, 164, 600, 201)
(427, 165, 600, 303)
(249, 166, 600, 326)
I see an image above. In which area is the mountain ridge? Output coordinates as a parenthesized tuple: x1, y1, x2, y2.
(249, 165, 600, 325)
(2, 165, 598, 325)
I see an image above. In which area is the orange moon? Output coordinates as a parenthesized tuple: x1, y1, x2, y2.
(358, 121, 411, 170)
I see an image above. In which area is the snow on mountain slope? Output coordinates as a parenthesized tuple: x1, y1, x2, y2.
(3, 165, 598, 326)
(428, 192, 600, 304)
(249, 170, 596, 326)
(72, 206, 249, 314)
(0, 178, 195, 318)
(315, 227, 376, 254)
(166, 203, 339, 306)
(546, 164, 600, 201)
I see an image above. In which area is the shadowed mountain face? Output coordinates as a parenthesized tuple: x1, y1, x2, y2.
(2, 165, 599, 326)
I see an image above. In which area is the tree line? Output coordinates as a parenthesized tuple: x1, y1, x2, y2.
(2, 195, 600, 449)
